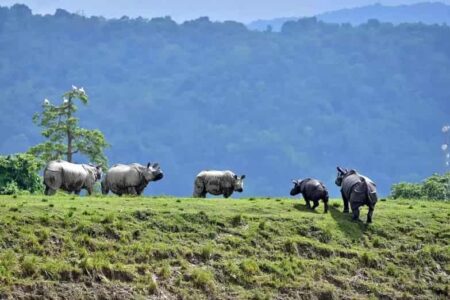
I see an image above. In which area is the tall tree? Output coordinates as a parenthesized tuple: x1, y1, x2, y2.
(29, 86, 108, 167)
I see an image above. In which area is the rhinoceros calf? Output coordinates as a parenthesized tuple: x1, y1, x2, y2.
(43, 160, 102, 196)
(193, 170, 246, 198)
(335, 167, 378, 223)
(101, 163, 163, 196)
(290, 178, 329, 213)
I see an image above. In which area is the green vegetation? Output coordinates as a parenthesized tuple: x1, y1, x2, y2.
(391, 173, 450, 200)
(0, 5, 449, 195)
(28, 86, 109, 167)
(0, 154, 42, 195)
(0, 195, 448, 299)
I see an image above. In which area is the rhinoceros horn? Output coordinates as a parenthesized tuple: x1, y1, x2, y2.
(337, 166, 345, 173)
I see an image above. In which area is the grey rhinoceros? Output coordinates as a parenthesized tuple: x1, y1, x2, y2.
(335, 167, 378, 223)
(193, 170, 246, 198)
(290, 178, 329, 213)
(43, 160, 102, 195)
(101, 163, 163, 196)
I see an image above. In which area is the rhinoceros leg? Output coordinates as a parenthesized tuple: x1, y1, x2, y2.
(127, 187, 137, 195)
(341, 191, 349, 213)
(312, 200, 319, 210)
(101, 181, 109, 195)
(44, 185, 56, 196)
(350, 195, 362, 221)
(85, 186, 94, 196)
(193, 180, 206, 198)
(74, 190, 81, 195)
(367, 207, 374, 223)
(323, 195, 329, 214)
(302, 195, 311, 209)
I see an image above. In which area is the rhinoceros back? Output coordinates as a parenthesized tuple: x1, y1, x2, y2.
(44, 160, 88, 191)
(301, 178, 327, 199)
(342, 172, 376, 199)
(105, 164, 141, 192)
(197, 170, 234, 195)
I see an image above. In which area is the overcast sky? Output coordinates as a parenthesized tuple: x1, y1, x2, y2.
(1, 1, 449, 22)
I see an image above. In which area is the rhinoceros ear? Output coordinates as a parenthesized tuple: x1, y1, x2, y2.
(292, 179, 297, 185)
(337, 167, 345, 173)
(241, 175, 246, 179)
(152, 163, 159, 169)
(233, 174, 238, 179)
(147, 162, 151, 169)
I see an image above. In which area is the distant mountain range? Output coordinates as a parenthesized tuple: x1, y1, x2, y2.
(248, 2, 450, 31)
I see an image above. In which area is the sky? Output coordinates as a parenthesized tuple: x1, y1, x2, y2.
(1, 0, 450, 22)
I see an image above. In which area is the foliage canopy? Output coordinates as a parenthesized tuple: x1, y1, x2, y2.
(28, 87, 108, 167)
(0, 153, 42, 194)
(0, 5, 449, 195)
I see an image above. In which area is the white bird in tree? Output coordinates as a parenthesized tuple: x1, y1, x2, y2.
(72, 85, 77, 90)
(79, 87, 85, 94)
(63, 98, 69, 104)
(43, 99, 50, 106)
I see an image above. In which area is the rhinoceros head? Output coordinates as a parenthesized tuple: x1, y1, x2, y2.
(290, 179, 302, 196)
(233, 174, 246, 193)
(87, 164, 102, 181)
(94, 165, 102, 181)
(142, 162, 164, 182)
(335, 167, 348, 187)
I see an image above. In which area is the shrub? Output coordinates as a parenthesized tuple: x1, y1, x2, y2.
(0, 181, 20, 195)
(391, 182, 423, 199)
(230, 214, 247, 227)
(190, 268, 214, 290)
(240, 259, 260, 275)
(21, 255, 39, 277)
(391, 173, 450, 200)
(0, 153, 43, 194)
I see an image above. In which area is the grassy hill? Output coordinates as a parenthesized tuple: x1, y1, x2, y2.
(0, 195, 448, 299)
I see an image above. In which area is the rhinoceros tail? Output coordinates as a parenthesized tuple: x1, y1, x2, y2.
(360, 176, 374, 207)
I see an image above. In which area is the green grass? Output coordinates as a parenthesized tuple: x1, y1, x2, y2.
(0, 195, 448, 299)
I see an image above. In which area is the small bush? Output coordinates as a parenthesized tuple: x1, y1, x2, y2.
(191, 268, 214, 290)
(360, 252, 380, 269)
(391, 173, 450, 200)
(21, 255, 39, 277)
(240, 259, 260, 275)
(200, 243, 214, 260)
(0, 154, 43, 194)
(0, 181, 20, 195)
(158, 263, 171, 280)
(230, 214, 246, 227)
(391, 182, 423, 199)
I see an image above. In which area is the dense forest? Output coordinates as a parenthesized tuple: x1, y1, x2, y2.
(248, 2, 450, 31)
(0, 4, 448, 196)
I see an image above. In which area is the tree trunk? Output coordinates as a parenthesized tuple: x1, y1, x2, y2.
(67, 132, 72, 162)
(66, 98, 73, 162)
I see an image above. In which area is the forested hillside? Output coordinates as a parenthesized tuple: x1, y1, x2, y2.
(248, 2, 450, 31)
(0, 4, 449, 196)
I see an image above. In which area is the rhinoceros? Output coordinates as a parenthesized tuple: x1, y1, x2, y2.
(290, 178, 329, 213)
(43, 160, 102, 195)
(335, 167, 378, 223)
(193, 170, 246, 198)
(101, 163, 163, 196)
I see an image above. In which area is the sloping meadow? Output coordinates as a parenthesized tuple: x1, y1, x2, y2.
(0, 196, 448, 299)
